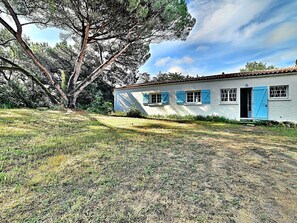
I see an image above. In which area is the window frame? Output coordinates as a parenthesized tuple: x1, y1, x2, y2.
(186, 90, 201, 104)
(269, 85, 289, 100)
(150, 93, 162, 104)
(220, 88, 237, 104)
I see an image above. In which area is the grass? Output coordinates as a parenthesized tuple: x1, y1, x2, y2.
(0, 109, 297, 222)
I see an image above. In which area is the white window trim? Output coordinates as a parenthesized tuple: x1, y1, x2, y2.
(269, 85, 289, 100)
(148, 93, 162, 105)
(185, 90, 202, 104)
(220, 88, 238, 104)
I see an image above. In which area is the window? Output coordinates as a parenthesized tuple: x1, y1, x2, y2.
(186, 91, 201, 103)
(220, 88, 237, 103)
(270, 85, 288, 99)
(150, 93, 161, 104)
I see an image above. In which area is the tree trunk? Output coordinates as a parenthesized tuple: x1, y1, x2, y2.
(67, 95, 77, 109)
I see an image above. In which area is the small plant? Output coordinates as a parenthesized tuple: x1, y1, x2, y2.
(126, 105, 144, 118)
(110, 111, 126, 116)
(86, 92, 113, 115)
(149, 114, 238, 124)
(0, 103, 14, 109)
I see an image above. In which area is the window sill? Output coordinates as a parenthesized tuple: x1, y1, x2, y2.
(148, 103, 164, 107)
(268, 98, 291, 101)
(184, 102, 203, 106)
(219, 102, 238, 105)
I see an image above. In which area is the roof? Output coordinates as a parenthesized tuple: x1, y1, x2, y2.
(116, 66, 297, 89)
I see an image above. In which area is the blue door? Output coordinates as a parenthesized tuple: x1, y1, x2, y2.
(253, 86, 268, 119)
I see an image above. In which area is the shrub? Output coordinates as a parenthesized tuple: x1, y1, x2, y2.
(84, 91, 113, 115)
(193, 115, 238, 123)
(0, 102, 14, 109)
(126, 106, 144, 118)
(149, 114, 238, 124)
(87, 101, 113, 115)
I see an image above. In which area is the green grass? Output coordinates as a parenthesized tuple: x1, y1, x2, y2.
(0, 109, 297, 222)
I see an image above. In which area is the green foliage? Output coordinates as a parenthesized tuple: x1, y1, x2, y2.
(0, 102, 14, 109)
(1, 0, 195, 108)
(137, 72, 151, 83)
(240, 61, 277, 72)
(152, 72, 186, 82)
(110, 111, 127, 117)
(60, 70, 67, 92)
(85, 91, 113, 115)
(126, 105, 144, 118)
(193, 115, 239, 124)
(150, 114, 239, 124)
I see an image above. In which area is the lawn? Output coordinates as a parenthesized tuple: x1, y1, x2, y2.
(0, 109, 297, 222)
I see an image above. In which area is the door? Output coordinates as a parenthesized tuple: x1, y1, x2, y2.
(253, 86, 268, 119)
(240, 88, 252, 118)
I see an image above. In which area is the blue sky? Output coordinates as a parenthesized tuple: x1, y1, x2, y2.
(140, 0, 297, 76)
(23, 0, 297, 77)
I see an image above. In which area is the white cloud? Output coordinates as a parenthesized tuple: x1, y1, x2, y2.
(155, 57, 172, 66)
(155, 56, 194, 67)
(182, 56, 194, 64)
(196, 45, 209, 51)
(258, 47, 297, 66)
(266, 22, 297, 45)
(129, 0, 297, 75)
(188, 0, 274, 44)
(168, 65, 184, 73)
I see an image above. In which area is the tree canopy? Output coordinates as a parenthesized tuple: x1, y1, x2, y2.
(152, 71, 186, 82)
(0, 28, 136, 108)
(240, 61, 277, 72)
(0, 0, 195, 108)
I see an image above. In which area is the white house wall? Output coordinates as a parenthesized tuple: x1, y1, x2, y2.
(114, 73, 297, 122)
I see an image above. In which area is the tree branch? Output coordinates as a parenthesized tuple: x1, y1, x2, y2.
(21, 18, 51, 27)
(1, 0, 22, 35)
(67, 22, 90, 93)
(1, 0, 68, 103)
(0, 56, 59, 104)
(0, 38, 15, 46)
(0, 16, 17, 36)
(73, 42, 131, 96)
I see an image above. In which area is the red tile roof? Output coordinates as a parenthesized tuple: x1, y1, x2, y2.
(116, 66, 297, 89)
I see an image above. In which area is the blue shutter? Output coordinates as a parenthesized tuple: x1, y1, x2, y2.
(253, 86, 268, 119)
(176, 91, 185, 105)
(161, 92, 169, 105)
(202, 90, 211, 104)
(143, 93, 149, 105)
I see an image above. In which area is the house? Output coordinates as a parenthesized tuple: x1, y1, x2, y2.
(114, 67, 297, 122)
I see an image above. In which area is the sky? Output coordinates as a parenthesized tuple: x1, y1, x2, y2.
(22, 0, 297, 77)
(139, 0, 297, 76)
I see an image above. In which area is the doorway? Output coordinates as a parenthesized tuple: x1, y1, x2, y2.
(240, 88, 252, 118)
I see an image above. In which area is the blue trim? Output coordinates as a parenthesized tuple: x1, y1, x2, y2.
(161, 92, 169, 105)
(253, 86, 268, 119)
(201, 90, 211, 104)
(176, 91, 186, 105)
(143, 93, 149, 105)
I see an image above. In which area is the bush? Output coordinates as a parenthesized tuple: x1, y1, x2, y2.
(193, 115, 238, 123)
(87, 101, 113, 115)
(149, 114, 238, 124)
(0, 102, 14, 109)
(84, 91, 113, 115)
(126, 107, 144, 118)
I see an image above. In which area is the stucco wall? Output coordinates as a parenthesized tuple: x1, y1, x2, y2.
(114, 73, 297, 122)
